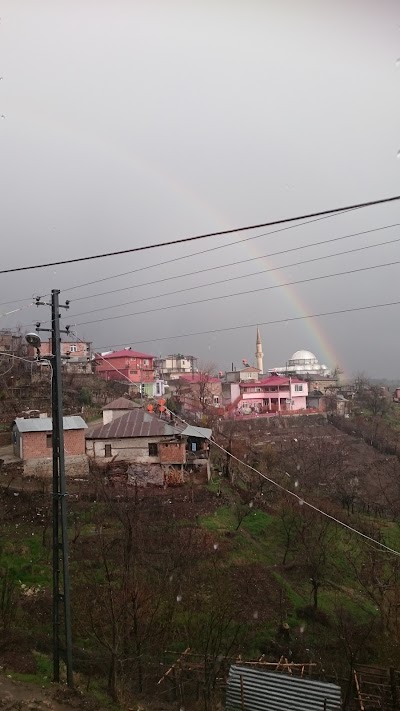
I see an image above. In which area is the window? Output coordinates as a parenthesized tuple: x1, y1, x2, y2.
(69, 344, 78, 353)
(105, 444, 112, 457)
(130, 370, 137, 374)
(143, 359, 149, 366)
(46, 434, 52, 448)
(148, 442, 158, 456)
(213, 395, 219, 404)
(294, 384, 303, 392)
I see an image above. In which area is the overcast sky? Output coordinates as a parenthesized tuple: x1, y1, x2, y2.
(0, 1, 399, 377)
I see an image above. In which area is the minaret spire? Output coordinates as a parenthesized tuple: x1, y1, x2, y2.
(255, 326, 264, 374)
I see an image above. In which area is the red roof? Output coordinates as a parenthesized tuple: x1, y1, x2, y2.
(240, 375, 304, 388)
(179, 373, 221, 384)
(96, 349, 155, 360)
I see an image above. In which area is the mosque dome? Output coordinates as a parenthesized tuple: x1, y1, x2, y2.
(290, 350, 318, 363)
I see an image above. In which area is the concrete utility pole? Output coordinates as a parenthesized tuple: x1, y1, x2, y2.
(35, 290, 73, 687)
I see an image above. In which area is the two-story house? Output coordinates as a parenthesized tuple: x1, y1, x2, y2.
(36, 339, 92, 373)
(238, 375, 308, 413)
(95, 348, 155, 384)
(155, 354, 197, 379)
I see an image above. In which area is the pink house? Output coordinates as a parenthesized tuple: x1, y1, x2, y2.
(95, 348, 155, 384)
(238, 375, 308, 413)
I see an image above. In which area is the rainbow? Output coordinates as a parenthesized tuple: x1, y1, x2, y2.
(245, 242, 343, 373)
(22, 109, 343, 372)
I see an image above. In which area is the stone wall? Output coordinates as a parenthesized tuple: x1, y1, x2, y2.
(23, 454, 89, 478)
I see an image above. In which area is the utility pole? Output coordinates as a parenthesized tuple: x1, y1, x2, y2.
(35, 289, 73, 687)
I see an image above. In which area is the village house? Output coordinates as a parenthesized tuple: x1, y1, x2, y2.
(13, 416, 88, 477)
(95, 348, 155, 385)
(86, 409, 212, 483)
(171, 373, 223, 414)
(102, 397, 142, 424)
(86, 409, 185, 464)
(28, 338, 93, 373)
(155, 354, 197, 379)
(238, 375, 308, 413)
(225, 365, 261, 383)
(0, 329, 28, 357)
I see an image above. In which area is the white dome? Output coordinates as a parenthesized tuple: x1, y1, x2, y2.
(290, 350, 317, 362)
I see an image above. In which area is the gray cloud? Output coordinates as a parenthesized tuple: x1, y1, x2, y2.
(0, 0, 399, 377)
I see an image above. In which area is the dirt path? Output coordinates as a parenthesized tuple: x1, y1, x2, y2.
(0, 675, 100, 711)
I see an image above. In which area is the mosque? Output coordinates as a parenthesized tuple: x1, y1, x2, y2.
(270, 350, 331, 377)
(254, 329, 331, 378)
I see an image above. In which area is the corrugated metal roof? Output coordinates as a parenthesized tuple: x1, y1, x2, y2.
(226, 666, 341, 711)
(86, 409, 180, 440)
(15, 416, 88, 433)
(102, 397, 141, 411)
(180, 425, 212, 439)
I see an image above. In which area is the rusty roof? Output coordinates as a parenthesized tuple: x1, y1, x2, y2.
(102, 397, 141, 411)
(86, 409, 180, 440)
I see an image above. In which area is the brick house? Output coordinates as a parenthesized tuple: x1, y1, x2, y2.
(29, 339, 92, 373)
(13, 416, 88, 477)
(95, 348, 155, 384)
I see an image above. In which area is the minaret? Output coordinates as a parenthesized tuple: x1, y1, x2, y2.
(256, 326, 264, 374)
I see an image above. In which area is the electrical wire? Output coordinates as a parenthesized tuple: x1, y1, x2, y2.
(0, 303, 34, 319)
(68, 223, 400, 304)
(1, 194, 399, 275)
(76, 339, 400, 558)
(0, 207, 358, 308)
(72, 258, 400, 327)
(59, 209, 378, 296)
(93, 298, 400, 350)
(165, 408, 400, 558)
(68, 237, 400, 320)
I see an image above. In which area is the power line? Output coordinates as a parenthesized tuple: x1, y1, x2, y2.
(1, 194, 399, 275)
(73, 258, 400, 327)
(69, 223, 400, 305)
(93, 298, 400, 349)
(68, 236, 400, 320)
(168, 409, 400, 558)
(0, 303, 34, 319)
(0, 208, 355, 307)
(61, 208, 361, 296)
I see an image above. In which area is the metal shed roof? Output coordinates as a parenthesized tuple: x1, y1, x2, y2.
(226, 666, 341, 711)
(86, 409, 180, 439)
(178, 425, 212, 439)
(14, 416, 88, 433)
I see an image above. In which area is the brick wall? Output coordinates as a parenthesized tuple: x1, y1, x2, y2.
(22, 429, 86, 459)
(159, 441, 186, 464)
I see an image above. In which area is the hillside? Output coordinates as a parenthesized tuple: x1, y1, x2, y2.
(1, 415, 400, 709)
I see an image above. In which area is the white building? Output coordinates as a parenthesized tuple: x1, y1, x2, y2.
(270, 350, 330, 377)
(155, 354, 197, 379)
